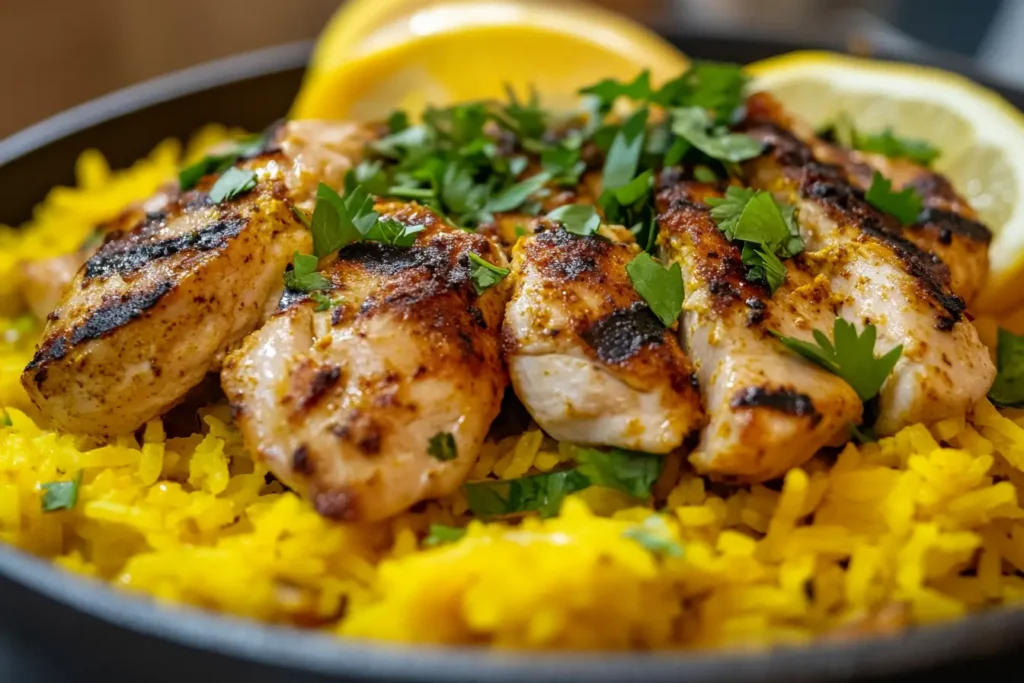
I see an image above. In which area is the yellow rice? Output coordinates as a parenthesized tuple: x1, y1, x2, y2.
(2, 133, 1024, 651)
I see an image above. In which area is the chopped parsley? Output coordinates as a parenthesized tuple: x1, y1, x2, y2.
(988, 327, 1024, 408)
(311, 183, 377, 257)
(622, 516, 684, 558)
(283, 252, 331, 293)
(625, 252, 684, 327)
(546, 203, 601, 237)
(819, 115, 940, 167)
(771, 318, 903, 402)
(463, 447, 664, 518)
(310, 292, 343, 312)
(468, 253, 510, 295)
(207, 168, 257, 204)
(670, 107, 764, 163)
(1, 409, 11, 428)
(40, 470, 83, 513)
(423, 524, 466, 547)
(179, 133, 266, 191)
(707, 187, 803, 292)
(601, 108, 648, 193)
(865, 171, 924, 225)
(427, 431, 458, 462)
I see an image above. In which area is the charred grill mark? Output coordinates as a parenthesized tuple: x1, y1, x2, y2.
(760, 132, 967, 330)
(313, 489, 357, 521)
(84, 218, 245, 280)
(745, 298, 768, 326)
(292, 445, 314, 475)
(277, 287, 309, 311)
(740, 122, 814, 168)
(730, 386, 821, 424)
(27, 281, 174, 372)
(915, 207, 991, 245)
(529, 228, 604, 280)
(338, 240, 465, 285)
(301, 365, 342, 409)
(581, 302, 664, 364)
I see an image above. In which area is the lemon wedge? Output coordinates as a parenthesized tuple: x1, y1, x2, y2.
(290, 0, 688, 123)
(747, 51, 1024, 314)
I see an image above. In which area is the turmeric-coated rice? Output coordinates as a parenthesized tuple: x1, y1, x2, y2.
(3, 133, 1024, 650)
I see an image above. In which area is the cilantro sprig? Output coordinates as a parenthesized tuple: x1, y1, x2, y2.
(546, 204, 601, 237)
(707, 187, 803, 292)
(820, 114, 941, 167)
(179, 133, 267, 191)
(40, 470, 83, 513)
(283, 252, 331, 293)
(771, 318, 903, 402)
(468, 253, 510, 295)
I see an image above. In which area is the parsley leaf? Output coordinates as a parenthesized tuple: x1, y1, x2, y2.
(706, 187, 802, 292)
(579, 70, 653, 113)
(364, 217, 425, 247)
(208, 167, 257, 204)
(655, 61, 748, 123)
(41, 470, 83, 513)
(601, 108, 649, 192)
(625, 252, 684, 327)
(623, 516, 684, 558)
(283, 252, 331, 293)
(427, 431, 458, 462)
(988, 327, 1024, 407)
(311, 292, 343, 312)
(468, 253, 510, 295)
(423, 524, 466, 547)
(546, 203, 601, 237)
(1, 409, 11, 428)
(464, 469, 590, 518)
(486, 172, 551, 213)
(771, 318, 903, 402)
(574, 447, 664, 499)
(741, 242, 787, 292)
(541, 138, 586, 187)
(865, 171, 924, 225)
(856, 128, 940, 167)
(311, 183, 370, 256)
(670, 107, 763, 163)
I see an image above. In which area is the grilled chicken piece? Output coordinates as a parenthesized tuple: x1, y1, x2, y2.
(503, 223, 704, 453)
(656, 178, 862, 480)
(221, 203, 510, 521)
(739, 93, 995, 434)
(22, 155, 310, 436)
(808, 129, 991, 302)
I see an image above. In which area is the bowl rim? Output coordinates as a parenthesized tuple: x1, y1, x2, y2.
(1, 33, 1023, 683)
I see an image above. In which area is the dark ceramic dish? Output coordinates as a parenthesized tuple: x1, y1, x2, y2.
(1, 32, 1023, 683)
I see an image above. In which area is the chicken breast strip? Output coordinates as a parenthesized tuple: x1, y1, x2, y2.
(221, 203, 511, 521)
(739, 93, 995, 435)
(22, 154, 310, 436)
(503, 223, 704, 453)
(656, 176, 862, 481)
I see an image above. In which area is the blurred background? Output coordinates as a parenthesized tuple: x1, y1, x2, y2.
(1, 0, 1023, 139)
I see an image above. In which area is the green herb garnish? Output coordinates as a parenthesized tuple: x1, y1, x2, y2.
(423, 524, 466, 547)
(706, 187, 803, 292)
(574, 447, 664, 499)
(179, 133, 266, 191)
(427, 431, 458, 462)
(546, 204, 601, 237)
(622, 516, 684, 558)
(849, 422, 878, 444)
(865, 171, 923, 225)
(1, 409, 11, 428)
(601, 108, 649, 192)
(625, 252, 684, 327)
(311, 183, 377, 257)
(988, 327, 1024, 407)
(771, 319, 903, 402)
(283, 252, 331, 293)
(819, 115, 940, 167)
(310, 292, 343, 312)
(464, 447, 663, 518)
(207, 168, 257, 204)
(468, 253, 510, 295)
(41, 470, 83, 513)
(670, 107, 763, 163)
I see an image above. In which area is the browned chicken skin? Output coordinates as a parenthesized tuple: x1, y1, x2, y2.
(221, 202, 511, 522)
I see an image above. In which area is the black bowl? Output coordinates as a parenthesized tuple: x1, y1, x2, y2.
(1, 34, 1023, 683)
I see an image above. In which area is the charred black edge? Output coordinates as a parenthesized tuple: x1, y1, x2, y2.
(291, 445, 314, 475)
(746, 121, 966, 331)
(730, 386, 821, 424)
(26, 280, 175, 372)
(299, 366, 342, 409)
(529, 227, 604, 280)
(915, 207, 992, 245)
(581, 301, 665, 365)
(84, 217, 246, 280)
